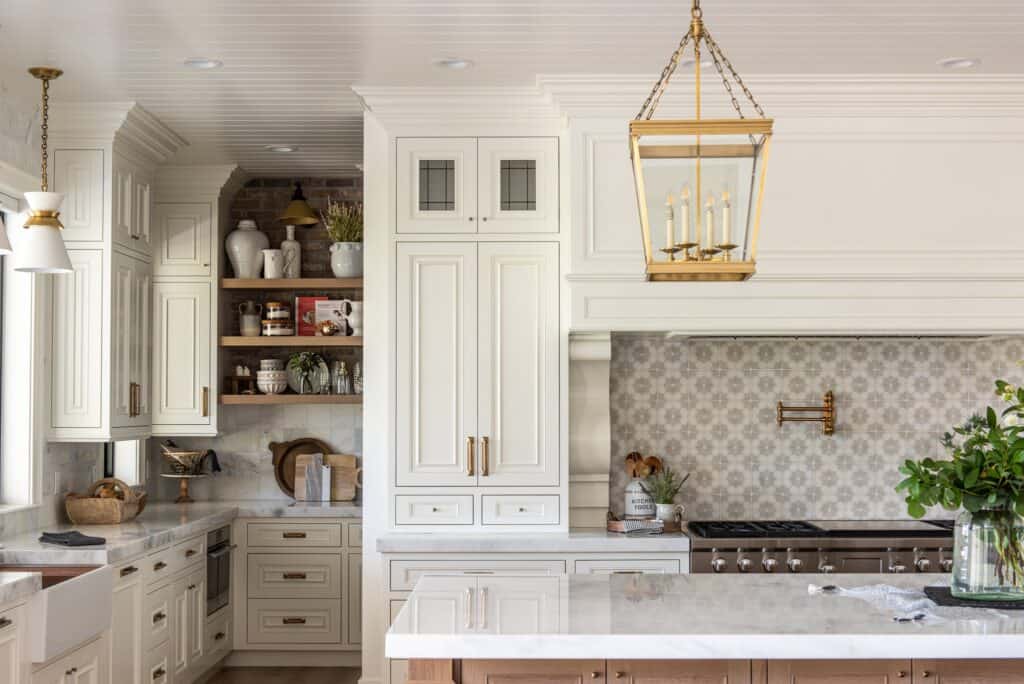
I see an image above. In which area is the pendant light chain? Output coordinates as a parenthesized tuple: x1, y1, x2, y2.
(40, 76, 50, 192)
(637, 29, 694, 120)
(702, 31, 767, 119)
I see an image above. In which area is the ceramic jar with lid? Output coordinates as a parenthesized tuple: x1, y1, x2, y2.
(264, 301, 291, 320)
(261, 319, 295, 336)
(225, 219, 269, 278)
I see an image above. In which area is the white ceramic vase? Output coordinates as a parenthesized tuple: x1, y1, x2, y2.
(225, 219, 269, 278)
(262, 249, 284, 279)
(330, 242, 363, 278)
(281, 225, 301, 278)
(624, 479, 655, 519)
(655, 503, 683, 523)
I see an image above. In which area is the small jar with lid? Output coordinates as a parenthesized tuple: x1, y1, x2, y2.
(261, 319, 295, 336)
(264, 301, 291, 320)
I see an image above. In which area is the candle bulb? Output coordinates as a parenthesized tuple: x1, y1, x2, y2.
(721, 190, 731, 245)
(679, 186, 691, 244)
(704, 195, 714, 249)
(664, 194, 675, 250)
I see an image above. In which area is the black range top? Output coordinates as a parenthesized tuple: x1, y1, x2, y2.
(687, 519, 955, 539)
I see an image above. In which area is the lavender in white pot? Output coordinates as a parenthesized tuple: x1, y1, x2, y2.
(321, 198, 363, 278)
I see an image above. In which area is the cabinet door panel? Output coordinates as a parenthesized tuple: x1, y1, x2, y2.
(133, 260, 152, 423)
(478, 138, 558, 234)
(477, 242, 559, 486)
(396, 243, 478, 486)
(914, 659, 1024, 683)
(110, 569, 143, 684)
(171, 578, 189, 678)
(397, 138, 477, 233)
(0, 604, 24, 684)
(51, 250, 104, 429)
(113, 159, 134, 248)
(133, 173, 153, 254)
(478, 576, 560, 635)
(153, 203, 212, 277)
(347, 553, 362, 645)
(186, 567, 206, 669)
(767, 660, 911, 684)
(461, 660, 605, 684)
(152, 282, 212, 426)
(111, 251, 135, 427)
(609, 660, 751, 684)
(52, 149, 104, 242)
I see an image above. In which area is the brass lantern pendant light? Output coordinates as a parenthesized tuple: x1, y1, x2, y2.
(278, 182, 319, 226)
(630, 0, 772, 282)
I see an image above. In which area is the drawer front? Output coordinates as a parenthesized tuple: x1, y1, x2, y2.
(247, 522, 343, 548)
(482, 494, 559, 525)
(246, 598, 341, 644)
(205, 611, 232, 661)
(173, 535, 206, 571)
(147, 545, 177, 585)
(247, 553, 342, 599)
(395, 495, 473, 525)
(144, 640, 171, 684)
(114, 557, 146, 587)
(347, 523, 362, 548)
(573, 558, 681, 575)
(389, 559, 565, 591)
(144, 584, 173, 650)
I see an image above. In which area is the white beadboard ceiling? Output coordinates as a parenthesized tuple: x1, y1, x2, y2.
(1, 0, 1023, 175)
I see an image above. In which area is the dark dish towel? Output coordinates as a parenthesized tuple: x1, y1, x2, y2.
(39, 531, 106, 547)
(924, 585, 1024, 610)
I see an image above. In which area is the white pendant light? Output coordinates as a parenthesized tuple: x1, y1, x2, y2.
(16, 67, 71, 274)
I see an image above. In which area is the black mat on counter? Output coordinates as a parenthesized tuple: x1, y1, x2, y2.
(925, 585, 1024, 609)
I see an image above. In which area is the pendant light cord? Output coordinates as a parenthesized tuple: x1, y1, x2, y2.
(39, 76, 50, 192)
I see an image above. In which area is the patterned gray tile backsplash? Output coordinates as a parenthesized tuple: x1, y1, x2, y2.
(609, 334, 1024, 521)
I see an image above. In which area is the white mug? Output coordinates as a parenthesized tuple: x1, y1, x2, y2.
(345, 301, 363, 337)
(262, 249, 284, 279)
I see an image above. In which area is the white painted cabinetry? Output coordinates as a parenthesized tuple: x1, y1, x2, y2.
(0, 602, 27, 684)
(396, 137, 557, 234)
(111, 251, 152, 430)
(152, 203, 212, 277)
(31, 633, 108, 684)
(151, 282, 212, 430)
(52, 150, 104, 242)
(110, 561, 144, 684)
(395, 242, 559, 494)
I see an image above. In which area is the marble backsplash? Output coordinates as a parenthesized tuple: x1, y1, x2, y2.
(148, 404, 362, 502)
(609, 335, 1024, 521)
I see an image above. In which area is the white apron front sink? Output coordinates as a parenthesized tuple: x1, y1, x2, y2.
(0, 564, 113, 662)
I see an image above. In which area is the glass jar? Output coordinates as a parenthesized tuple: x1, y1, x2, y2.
(951, 508, 1024, 601)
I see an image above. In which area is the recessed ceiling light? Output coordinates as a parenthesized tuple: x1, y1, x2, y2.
(264, 145, 297, 153)
(433, 57, 474, 70)
(680, 58, 714, 70)
(937, 56, 981, 70)
(183, 57, 223, 70)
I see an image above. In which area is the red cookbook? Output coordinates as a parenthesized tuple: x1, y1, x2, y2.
(295, 296, 327, 336)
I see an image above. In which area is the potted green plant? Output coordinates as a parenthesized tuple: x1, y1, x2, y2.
(641, 466, 690, 523)
(897, 379, 1024, 600)
(287, 351, 326, 394)
(321, 198, 363, 278)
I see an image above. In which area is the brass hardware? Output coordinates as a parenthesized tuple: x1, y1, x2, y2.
(120, 565, 139, 577)
(896, 672, 907, 679)
(282, 617, 307, 625)
(185, 549, 197, 558)
(614, 673, 625, 680)
(777, 390, 835, 435)
(214, 632, 226, 641)
(153, 667, 166, 680)
(921, 672, 932, 679)
(590, 672, 600, 679)
(467, 436, 476, 476)
(153, 561, 167, 571)
(283, 531, 307, 539)
(283, 572, 307, 580)
(188, 584, 196, 590)
(201, 386, 209, 417)
(481, 436, 490, 477)
(128, 382, 135, 417)
(28, 68, 62, 194)
(152, 612, 166, 624)
(0, 617, 11, 629)
(65, 668, 77, 676)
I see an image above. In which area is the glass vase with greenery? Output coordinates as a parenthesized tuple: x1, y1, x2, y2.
(897, 379, 1024, 600)
(287, 351, 325, 394)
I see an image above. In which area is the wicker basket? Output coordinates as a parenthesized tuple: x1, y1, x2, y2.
(65, 478, 147, 525)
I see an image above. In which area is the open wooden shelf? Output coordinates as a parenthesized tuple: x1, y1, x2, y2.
(220, 394, 362, 406)
(220, 336, 363, 348)
(221, 278, 363, 290)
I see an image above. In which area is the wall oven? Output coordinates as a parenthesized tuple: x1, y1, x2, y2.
(207, 525, 232, 616)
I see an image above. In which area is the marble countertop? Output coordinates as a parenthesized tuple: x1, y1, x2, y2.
(387, 573, 1024, 660)
(0, 500, 361, 565)
(377, 528, 690, 553)
(0, 572, 42, 607)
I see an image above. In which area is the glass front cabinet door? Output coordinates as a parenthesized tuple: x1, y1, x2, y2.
(396, 137, 558, 234)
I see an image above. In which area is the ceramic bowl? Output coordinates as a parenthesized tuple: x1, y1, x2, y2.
(260, 359, 284, 371)
(256, 371, 288, 395)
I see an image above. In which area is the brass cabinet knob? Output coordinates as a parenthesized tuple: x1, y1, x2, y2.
(896, 672, 907, 679)
(614, 672, 625, 680)
(589, 673, 600, 680)
(921, 672, 932, 679)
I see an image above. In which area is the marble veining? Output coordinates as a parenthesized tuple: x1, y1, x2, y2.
(0, 572, 42, 607)
(376, 528, 690, 554)
(387, 573, 1024, 660)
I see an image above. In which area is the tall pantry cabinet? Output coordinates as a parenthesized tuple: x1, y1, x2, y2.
(393, 137, 562, 528)
(47, 106, 182, 442)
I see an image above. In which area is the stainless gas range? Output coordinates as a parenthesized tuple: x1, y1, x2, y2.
(687, 520, 955, 574)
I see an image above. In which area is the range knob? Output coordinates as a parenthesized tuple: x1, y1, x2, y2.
(939, 548, 954, 573)
(786, 548, 803, 573)
(913, 548, 931, 573)
(737, 556, 753, 573)
(887, 548, 907, 574)
(818, 549, 835, 574)
(710, 549, 727, 573)
(761, 549, 778, 573)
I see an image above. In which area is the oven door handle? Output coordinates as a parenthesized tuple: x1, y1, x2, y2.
(208, 546, 231, 560)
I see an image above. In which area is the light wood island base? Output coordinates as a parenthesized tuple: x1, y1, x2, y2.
(409, 658, 1024, 684)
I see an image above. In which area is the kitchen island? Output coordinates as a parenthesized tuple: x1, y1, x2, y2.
(387, 573, 1024, 683)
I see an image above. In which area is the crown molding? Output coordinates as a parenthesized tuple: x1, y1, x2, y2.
(352, 85, 561, 123)
(0, 161, 37, 200)
(155, 164, 247, 200)
(48, 102, 187, 165)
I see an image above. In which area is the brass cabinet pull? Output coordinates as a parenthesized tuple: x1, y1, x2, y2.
(65, 668, 78, 676)
(120, 565, 139, 577)
(614, 673, 625, 680)
(590, 673, 600, 680)
(466, 436, 476, 477)
(214, 632, 226, 641)
(128, 382, 136, 417)
(481, 436, 490, 477)
(185, 549, 197, 558)
(282, 617, 307, 625)
(153, 561, 167, 571)
(0, 617, 12, 629)
(201, 386, 209, 417)
(187, 584, 197, 591)
(896, 673, 907, 679)
(283, 572, 307, 580)
(152, 611, 166, 624)
(153, 667, 166, 680)
(920, 672, 932, 679)
(282, 531, 307, 539)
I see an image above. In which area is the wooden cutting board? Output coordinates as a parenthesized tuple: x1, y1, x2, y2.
(294, 453, 361, 502)
(270, 438, 331, 498)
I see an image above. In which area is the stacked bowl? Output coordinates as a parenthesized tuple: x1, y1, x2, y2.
(257, 359, 287, 394)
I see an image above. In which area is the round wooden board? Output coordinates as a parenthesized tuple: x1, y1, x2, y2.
(270, 437, 332, 498)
